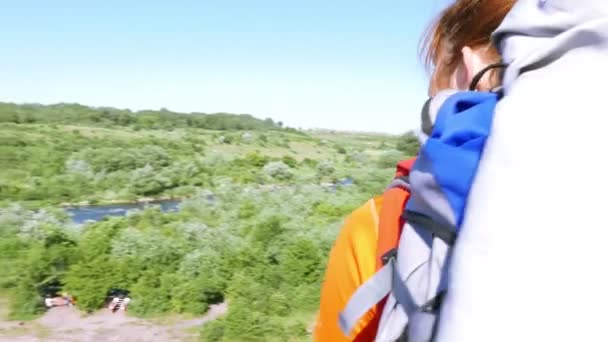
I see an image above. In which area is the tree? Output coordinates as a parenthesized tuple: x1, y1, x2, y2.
(396, 131, 421, 156)
(377, 150, 403, 168)
(280, 238, 322, 286)
(63, 256, 126, 312)
(129, 164, 173, 195)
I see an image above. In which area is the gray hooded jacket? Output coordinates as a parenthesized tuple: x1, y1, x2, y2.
(435, 1, 608, 341)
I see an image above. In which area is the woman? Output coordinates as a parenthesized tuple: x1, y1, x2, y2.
(313, 0, 515, 341)
(435, 0, 608, 340)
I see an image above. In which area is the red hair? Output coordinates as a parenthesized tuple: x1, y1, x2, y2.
(421, 0, 516, 89)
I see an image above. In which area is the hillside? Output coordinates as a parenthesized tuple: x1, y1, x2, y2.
(0, 102, 419, 341)
(0, 102, 287, 131)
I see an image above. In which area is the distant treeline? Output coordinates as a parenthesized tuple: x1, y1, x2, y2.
(0, 102, 293, 132)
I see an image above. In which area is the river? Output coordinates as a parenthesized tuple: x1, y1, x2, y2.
(65, 199, 181, 224)
(65, 178, 353, 224)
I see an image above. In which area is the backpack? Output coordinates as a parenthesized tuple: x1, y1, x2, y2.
(339, 89, 502, 342)
(313, 158, 415, 342)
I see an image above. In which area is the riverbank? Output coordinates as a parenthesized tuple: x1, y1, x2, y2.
(58, 195, 183, 209)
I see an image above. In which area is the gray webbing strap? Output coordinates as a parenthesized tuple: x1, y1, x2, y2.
(338, 257, 419, 336)
(338, 260, 393, 336)
(385, 176, 410, 192)
(390, 258, 418, 314)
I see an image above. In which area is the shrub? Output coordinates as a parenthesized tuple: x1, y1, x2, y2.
(301, 158, 318, 168)
(237, 152, 269, 168)
(395, 131, 421, 156)
(263, 162, 293, 181)
(316, 160, 335, 177)
(281, 155, 298, 168)
(63, 256, 128, 312)
(200, 317, 226, 341)
(377, 150, 403, 169)
(129, 165, 174, 196)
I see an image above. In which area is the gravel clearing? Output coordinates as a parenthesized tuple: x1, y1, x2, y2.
(0, 302, 227, 342)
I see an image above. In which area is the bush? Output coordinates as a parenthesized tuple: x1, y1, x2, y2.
(395, 131, 420, 156)
(241, 132, 253, 142)
(9, 283, 44, 320)
(377, 150, 403, 169)
(263, 162, 293, 181)
(77, 145, 170, 173)
(129, 165, 174, 196)
(236, 152, 269, 168)
(316, 160, 335, 178)
(280, 238, 322, 287)
(301, 158, 318, 168)
(200, 317, 226, 341)
(346, 150, 369, 165)
(63, 256, 128, 312)
(281, 155, 298, 168)
(129, 271, 173, 316)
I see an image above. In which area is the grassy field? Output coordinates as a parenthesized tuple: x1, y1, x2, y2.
(0, 122, 405, 206)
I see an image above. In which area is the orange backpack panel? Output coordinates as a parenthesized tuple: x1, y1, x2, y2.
(376, 158, 415, 269)
(314, 196, 383, 342)
(375, 187, 410, 271)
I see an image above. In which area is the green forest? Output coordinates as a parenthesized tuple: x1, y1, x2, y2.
(0, 102, 419, 341)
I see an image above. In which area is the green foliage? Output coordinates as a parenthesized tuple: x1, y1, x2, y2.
(9, 283, 44, 320)
(0, 208, 79, 319)
(280, 238, 322, 287)
(77, 145, 170, 173)
(0, 102, 283, 131)
(130, 165, 174, 196)
(64, 256, 127, 312)
(257, 134, 268, 145)
(281, 155, 297, 168)
(301, 158, 318, 168)
(312, 201, 352, 218)
(263, 161, 294, 181)
(218, 135, 234, 144)
(201, 317, 226, 341)
(395, 131, 421, 156)
(129, 271, 173, 316)
(0, 104, 405, 340)
(377, 149, 404, 169)
(316, 160, 335, 178)
(235, 152, 269, 168)
(170, 276, 211, 314)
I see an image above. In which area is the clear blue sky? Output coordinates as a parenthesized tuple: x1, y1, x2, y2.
(1, 0, 450, 134)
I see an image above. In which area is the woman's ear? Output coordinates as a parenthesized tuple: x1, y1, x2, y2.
(461, 46, 490, 90)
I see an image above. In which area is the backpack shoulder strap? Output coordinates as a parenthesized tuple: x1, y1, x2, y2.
(375, 158, 416, 270)
(338, 157, 417, 338)
(339, 208, 458, 339)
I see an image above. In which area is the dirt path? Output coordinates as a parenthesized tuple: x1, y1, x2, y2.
(0, 303, 227, 342)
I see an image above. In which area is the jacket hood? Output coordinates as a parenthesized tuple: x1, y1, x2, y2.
(493, 0, 608, 90)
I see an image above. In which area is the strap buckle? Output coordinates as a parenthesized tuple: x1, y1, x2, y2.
(381, 248, 398, 265)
